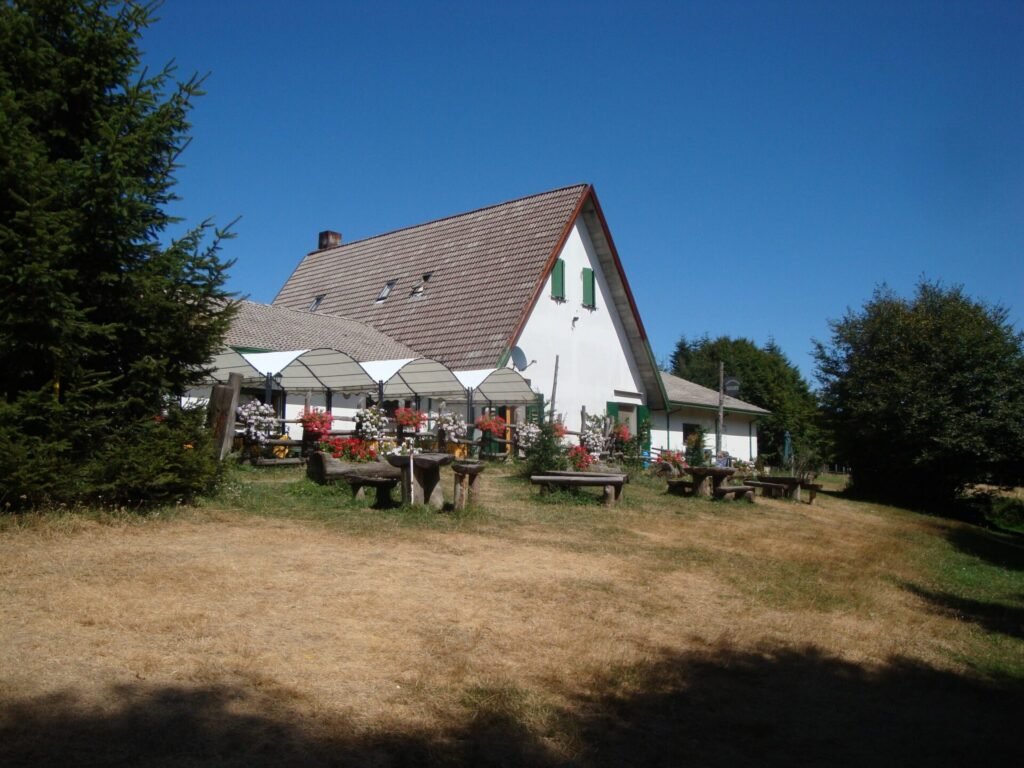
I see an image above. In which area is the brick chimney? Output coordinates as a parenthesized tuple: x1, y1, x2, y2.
(317, 230, 342, 250)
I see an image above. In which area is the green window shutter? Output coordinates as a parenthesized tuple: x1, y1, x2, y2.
(606, 402, 620, 420)
(637, 405, 651, 451)
(551, 259, 565, 300)
(582, 267, 595, 308)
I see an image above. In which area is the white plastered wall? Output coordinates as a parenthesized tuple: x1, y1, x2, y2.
(513, 216, 648, 432)
(649, 407, 760, 462)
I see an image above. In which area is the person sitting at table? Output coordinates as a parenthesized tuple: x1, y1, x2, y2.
(715, 451, 731, 468)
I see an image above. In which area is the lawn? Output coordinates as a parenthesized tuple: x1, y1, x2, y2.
(1, 464, 1021, 766)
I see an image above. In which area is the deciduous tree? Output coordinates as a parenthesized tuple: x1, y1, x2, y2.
(813, 281, 1024, 507)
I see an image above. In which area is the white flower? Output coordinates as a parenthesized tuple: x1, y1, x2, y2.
(435, 411, 467, 439)
(355, 406, 387, 440)
(388, 439, 419, 456)
(236, 399, 277, 444)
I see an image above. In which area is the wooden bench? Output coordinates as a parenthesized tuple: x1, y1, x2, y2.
(344, 474, 400, 508)
(666, 479, 696, 496)
(712, 485, 755, 502)
(530, 474, 625, 506)
(542, 470, 629, 484)
(746, 480, 788, 499)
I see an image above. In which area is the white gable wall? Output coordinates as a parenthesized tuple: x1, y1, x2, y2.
(513, 217, 648, 431)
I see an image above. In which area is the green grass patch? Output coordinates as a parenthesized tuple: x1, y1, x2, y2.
(903, 522, 1024, 679)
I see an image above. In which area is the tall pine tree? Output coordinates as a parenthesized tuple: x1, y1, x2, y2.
(0, 0, 235, 508)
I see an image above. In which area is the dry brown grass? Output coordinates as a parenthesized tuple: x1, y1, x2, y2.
(1, 467, 1020, 766)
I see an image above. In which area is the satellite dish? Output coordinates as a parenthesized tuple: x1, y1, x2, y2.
(724, 377, 741, 397)
(510, 346, 528, 371)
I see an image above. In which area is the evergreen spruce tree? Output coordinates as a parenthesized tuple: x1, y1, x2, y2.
(0, 0, 235, 508)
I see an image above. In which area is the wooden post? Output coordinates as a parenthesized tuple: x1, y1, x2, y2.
(208, 372, 242, 460)
(549, 354, 559, 420)
(716, 361, 724, 454)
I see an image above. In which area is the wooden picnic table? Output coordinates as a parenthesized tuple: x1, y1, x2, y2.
(386, 452, 452, 509)
(685, 466, 737, 498)
(755, 475, 822, 503)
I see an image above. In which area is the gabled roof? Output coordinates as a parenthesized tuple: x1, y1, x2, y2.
(225, 300, 416, 362)
(272, 184, 588, 369)
(272, 183, 666, 408)
(660, 371, 769, 416)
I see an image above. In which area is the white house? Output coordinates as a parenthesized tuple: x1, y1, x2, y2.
(237, 184, 766, 458)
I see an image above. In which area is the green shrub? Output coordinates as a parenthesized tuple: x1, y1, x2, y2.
(685, 426, 707, 467)
(522, 422, 568, 476)
(0, 401, 223, 510)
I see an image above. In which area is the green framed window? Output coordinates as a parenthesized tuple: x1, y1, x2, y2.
(582, 267, 596, 308)
(551, 259, 565, 300)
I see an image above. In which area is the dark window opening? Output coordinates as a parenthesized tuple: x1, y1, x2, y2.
(375, 280, 397, 303)
(308, 294, 325, 312)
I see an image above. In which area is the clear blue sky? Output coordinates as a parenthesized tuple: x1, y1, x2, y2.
(141, 0, 1023, 381)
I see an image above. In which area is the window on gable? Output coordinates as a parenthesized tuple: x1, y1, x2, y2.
(375, 280, 397, 303)
(551, 259, 565, 301)
(308, 294, 325, 312)
(582, 267, 596, 308)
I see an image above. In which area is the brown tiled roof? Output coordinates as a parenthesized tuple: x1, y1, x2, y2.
(660, 371, 769, 415)
(225, 300, 417, 362)
(272, 184, 589, 370)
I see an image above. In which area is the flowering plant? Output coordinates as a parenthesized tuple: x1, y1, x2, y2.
(517, 422, 541, 451)
(435, 411, 467, 439)
(660, 450, 687, 471)
(394, 407, 427, 429)
(475, 413, 507, 436)
(319, 436, 377, 462)
(552, 421, 568, 438)
(300, 407, 333, 438)
(237, 399, 277, 444)
(355, 406, 387, 440)
(568, 444, 595, 471)
(612, 422, 631, 442)
(580, 414, 608, 454)
(388, 439, 419, 456)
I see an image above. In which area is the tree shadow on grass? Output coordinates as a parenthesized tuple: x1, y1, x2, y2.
(902, 582, 1024, 640)
(2, 645, 1021, 767)
(944, 525, 1024, 571)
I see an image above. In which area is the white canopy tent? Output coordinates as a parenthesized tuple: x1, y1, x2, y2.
(204, 349, 537, 404)
(363, 358, 467, 400)
(454, 368, 538, 405)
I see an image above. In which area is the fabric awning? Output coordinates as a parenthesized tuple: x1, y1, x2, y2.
(455, 368, 537, 404)
(363, 358, 466, 399)
(204, 349, 538, 404)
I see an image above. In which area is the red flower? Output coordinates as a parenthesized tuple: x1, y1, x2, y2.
(552, 422, 567, 438)
(475, 414, 507, 436)
(300, 408, 333, 437)
(394, 408, 426, 429)
(319, 437, 377, 462)
(568, 444, 595, 471)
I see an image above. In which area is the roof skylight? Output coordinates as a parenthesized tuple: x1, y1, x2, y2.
(375, 280, 397, 303)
